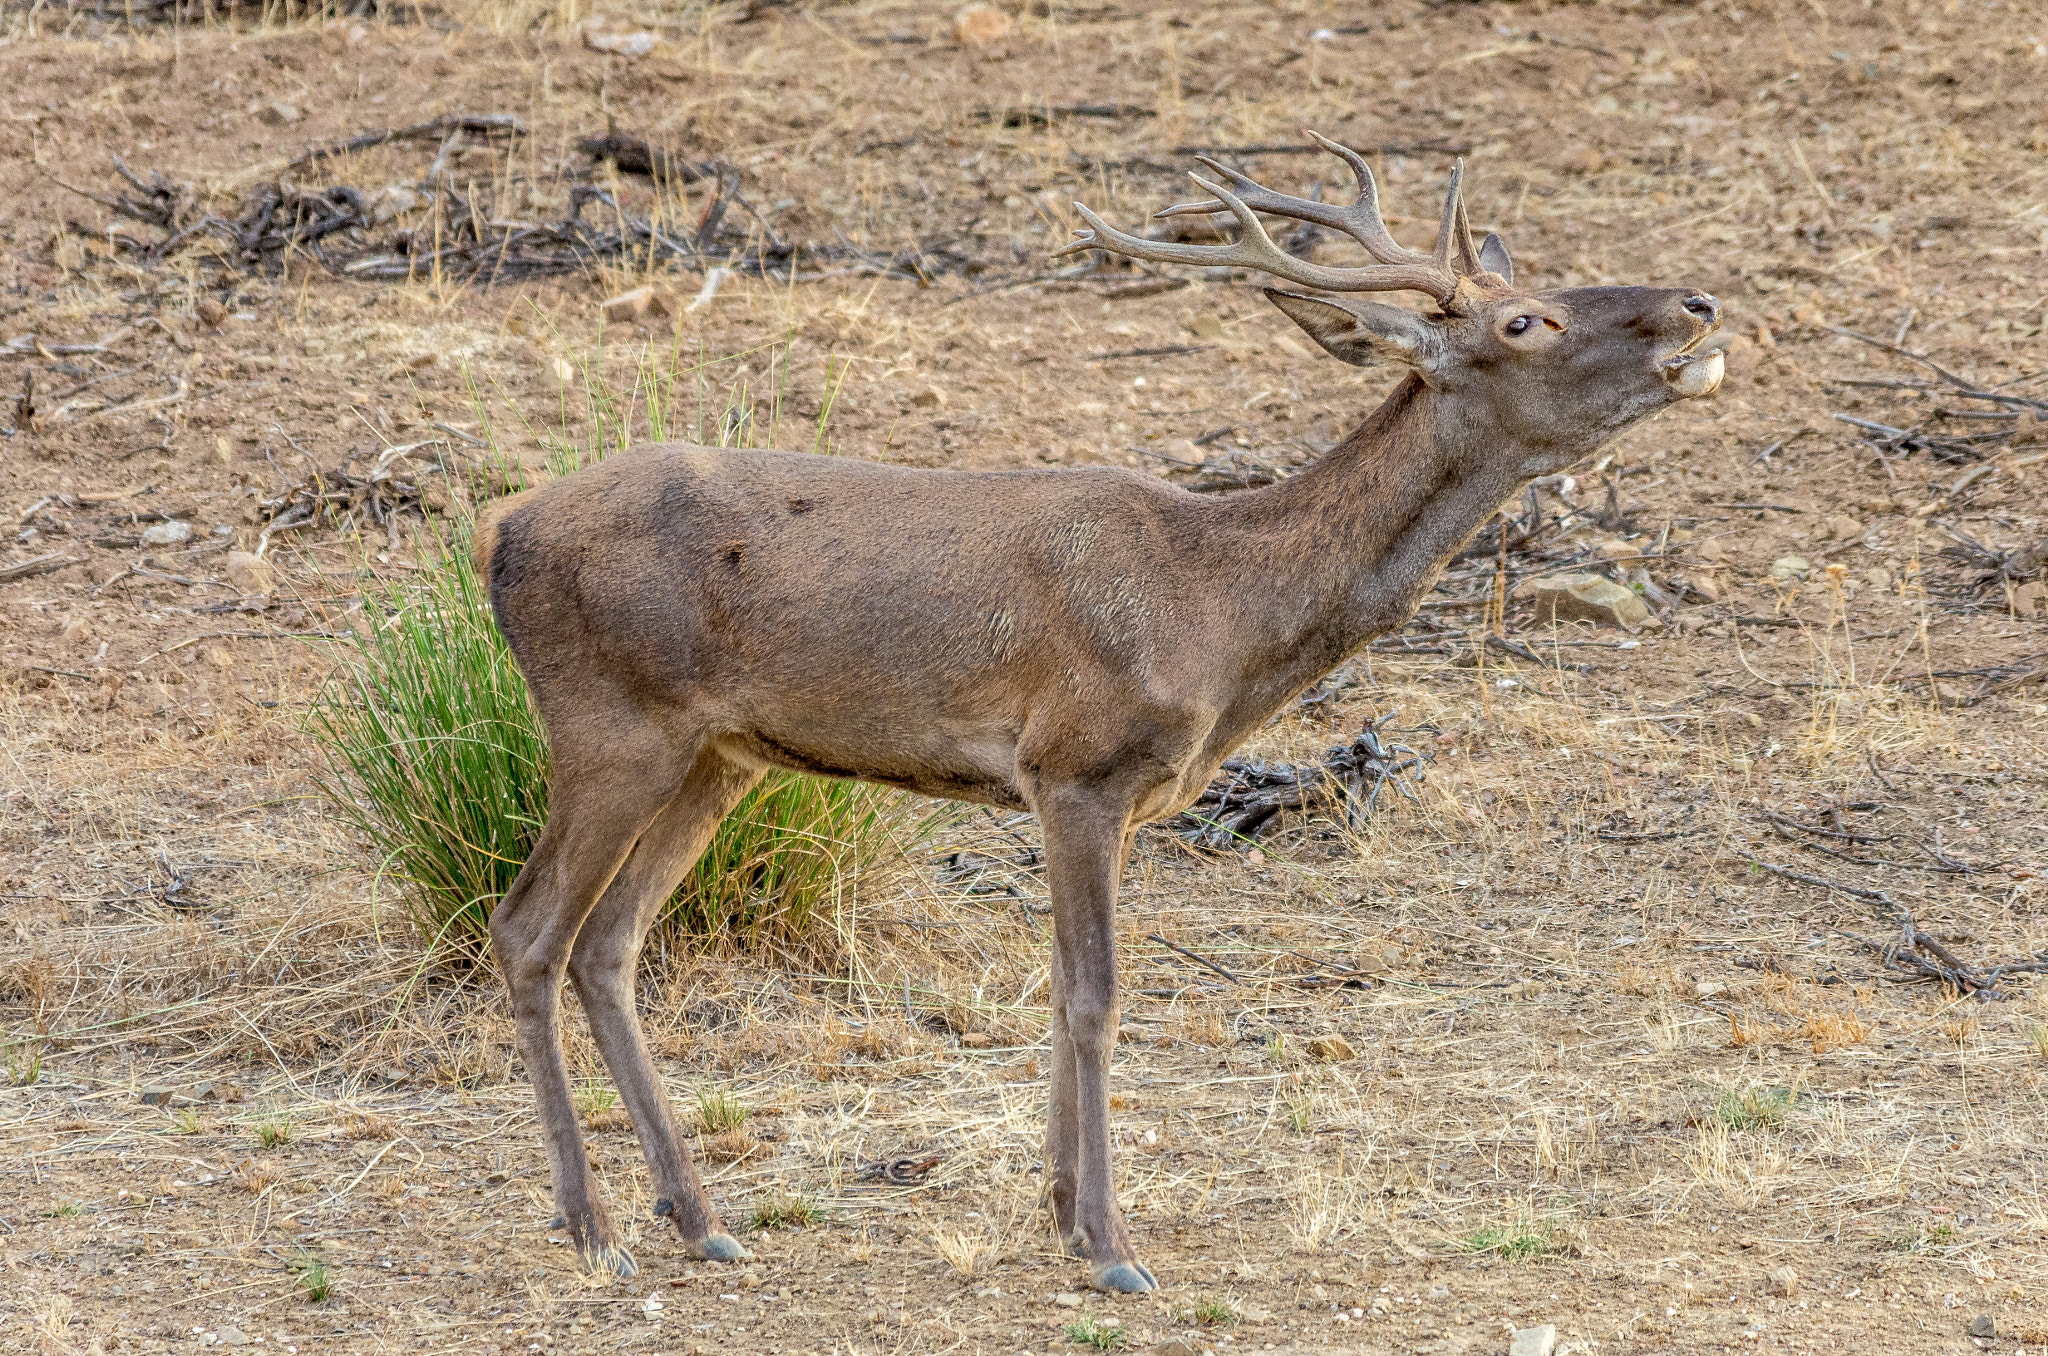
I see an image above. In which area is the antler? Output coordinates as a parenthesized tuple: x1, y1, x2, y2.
(1059, 131, 1502, 306)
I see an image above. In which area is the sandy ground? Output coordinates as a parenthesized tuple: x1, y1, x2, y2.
(3, 2, 2047, 1353)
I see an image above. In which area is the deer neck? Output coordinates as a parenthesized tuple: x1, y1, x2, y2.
(1214, 373, 1525, 705)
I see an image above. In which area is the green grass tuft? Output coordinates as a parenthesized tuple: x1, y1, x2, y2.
(1062, 1316, 1127, 1349)
(291, 1253, 333, 1302)
(696, 1085, 748, 1134)
(1712, 1084, 1792, 1131)
(750, 1188, 817, 1231)
(1458, 1210, 1554, 1260)
(308, 347, 936, 966)
(1187, 1296, 1238, 1326)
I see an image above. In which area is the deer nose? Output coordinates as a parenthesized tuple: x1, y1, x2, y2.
(1682, 293, 1720, 325)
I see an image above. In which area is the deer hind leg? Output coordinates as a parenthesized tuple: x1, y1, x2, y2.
(566, 746, 762, 1264)
(1038, 788, 1157, 1294)
(489, 728, 696, 1279)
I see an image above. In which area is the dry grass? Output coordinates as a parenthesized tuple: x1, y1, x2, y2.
(3, 1, 2047, 1352)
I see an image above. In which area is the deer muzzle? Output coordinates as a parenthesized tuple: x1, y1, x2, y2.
(1660, 348, 1725, 399)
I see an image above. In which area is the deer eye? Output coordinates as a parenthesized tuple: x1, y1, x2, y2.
(1505, 315, 1536, 336)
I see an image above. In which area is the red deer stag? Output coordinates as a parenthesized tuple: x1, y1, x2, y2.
(477, 133, 1722, 1292)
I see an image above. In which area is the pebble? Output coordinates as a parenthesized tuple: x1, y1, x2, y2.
(1054, 1292, 1084, 1308)
(1529, 573, 1653, 631)
(1507, 1324, 1556, 1356)
(1969, 1314, 1996, 1338)
(1769, 555, 1811, 581)
(952, 3, 1012, 44)
(141, 520, 193, 546)
(1306, 1035, 1356, 1062)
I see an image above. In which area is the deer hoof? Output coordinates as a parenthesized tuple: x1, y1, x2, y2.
(1091, 1261, 1158, 1294)
(581, 1242, 638, 1278)
(687, 1232, 750, 1262)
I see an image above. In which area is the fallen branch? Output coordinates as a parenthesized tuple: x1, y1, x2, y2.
(1172, 713, 1435, 850)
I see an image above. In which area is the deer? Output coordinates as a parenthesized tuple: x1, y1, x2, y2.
(475, 131, 1723, 1293)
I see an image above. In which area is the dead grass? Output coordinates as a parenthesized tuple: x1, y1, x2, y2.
(3, 2, 2047, 1353)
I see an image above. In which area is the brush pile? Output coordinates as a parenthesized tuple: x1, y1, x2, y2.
(1170, 713, 1434, 850)
(74, 118, 973, 287)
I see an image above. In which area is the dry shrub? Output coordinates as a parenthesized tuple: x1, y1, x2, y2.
(583, 1108, 634, 1134)
(235, 1159, 284, 1195)
(1942, 1015, 1979, 1047)
(701, 1129, 765, 1165)
(1168, 1007, 1229, 1047)
(345, 1113, 399, 1141)
(1802, 1009, 1873, 1053)
(1616, 962, 1676, 997)
(1727, 1013, 1774, 1048)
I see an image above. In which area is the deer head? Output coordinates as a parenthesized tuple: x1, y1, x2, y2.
(1059, 131, 1723, 477)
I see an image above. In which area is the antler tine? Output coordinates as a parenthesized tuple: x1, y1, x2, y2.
(1059, 172, 1459, 301)
(1152, 132, 1439, 271)
(1430, 159, 1487, 277)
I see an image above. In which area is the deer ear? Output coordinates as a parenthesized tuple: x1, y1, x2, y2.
(1478, 232, 1513, 284)
(1264, 289, 1443, 372)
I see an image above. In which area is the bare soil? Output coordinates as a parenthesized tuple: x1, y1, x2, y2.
(3, 3, 2047, 1355)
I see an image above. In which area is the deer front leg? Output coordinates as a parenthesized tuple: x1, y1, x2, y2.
(1038, 786, 1156, 1294)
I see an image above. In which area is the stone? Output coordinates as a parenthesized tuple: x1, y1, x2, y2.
(1826, 515, 1864, 542)
(141, 520, 193, 546)
(1767, 1264, 1799, 1298)
(599, 285, 680, 323)
(256, 101, 300, 126)
(1184, 315, 1227, 340)
(1529, 573, 1654, 631)
(1306, 1035, 1356, 1062)
(1769, 555, 1811, 581)
(1147, 1340, 1207, 1356)
(585, 27, 657, 56)
(225, 552, 275, 596)
(1689, 572, 1724, 601)
(1694, 980, 1729, 1000)
(215, 1327, 249, 1346)
(139, 1085, 181, 1106)
(960, 1032, 992, 1049)
(196, 298, 229, 327)
(1507, 1325, 1557, 1356)
(1563, 145, 1605, 174)
(1053, 1292, 1084, 1308)
(1969, 1314, 1996, 1338)
(1862, 567, 1892, 592)
(370, 184, 421, 224)
(952, 3, 1013, 45)
(2012, 580, 2047, 620)
(910, 386, 946, 409)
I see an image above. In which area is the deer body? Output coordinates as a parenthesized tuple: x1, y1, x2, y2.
(479, 138, 1723, 1291)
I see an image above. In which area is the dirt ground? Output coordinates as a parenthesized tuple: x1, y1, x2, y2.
(3, 1, 2048, 1353)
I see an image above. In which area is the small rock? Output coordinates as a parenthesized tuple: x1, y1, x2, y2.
(1529, 573, 1653, 631)
(196, 298, 229, 327)
(1184, 315, 1227, 340)
(1147, 1340, 1207, 1356)
(1053, 1291, 1084, 1308)
(142, 520, 193, 546)
(370, 184, 421, 225)
(599, 284, 680, 323)
(1563, 145, 1605, 174)
(1792, 304, 1827, 327)
(1306, 1035, 1356, 1062)
(1694, 980, 1729, 1000)
(910, 386, 946, 409)
(1162, 437, 1200, 461)
(225, 551, 275, 596)
(1767, 1264, 1799, 1298)
(1507, 1324, 1557, 1356)
(960, 1032, 992, 1049)
(2011, 580, 2047, 620)
(256, 101, 300, 126)
(551, 357, 577, 384)
(585, 27, 657, 56)
(952, 2, 1013, 45)
(139, 1085, 181, 1106)
(215, 1327, 249, 1347)
(1969, 1314, 1996, 1338)
(1862, 567, 1892, 592)
(1769, 555, 1811, 581)
(1826, 515, 1864, 542)
(1689, 572, 1724, 601)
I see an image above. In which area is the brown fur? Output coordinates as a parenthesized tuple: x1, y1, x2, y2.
(477, 204, 1721, 1292)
